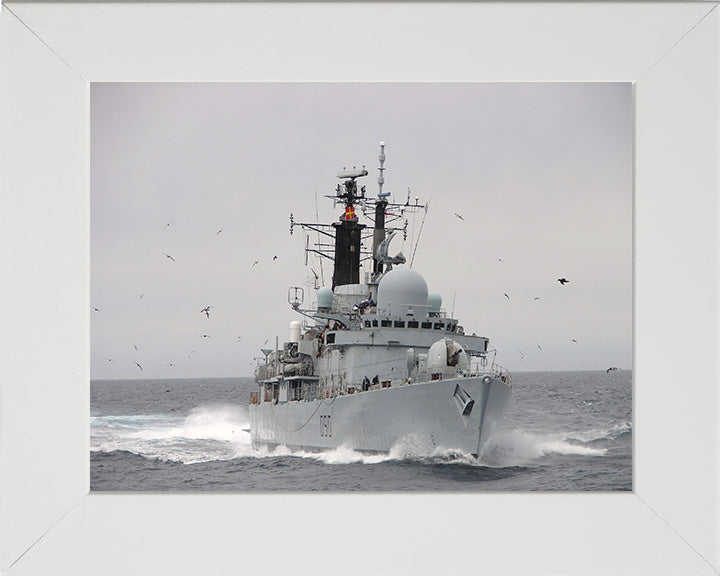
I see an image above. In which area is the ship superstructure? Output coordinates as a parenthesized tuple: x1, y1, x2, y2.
(249, 143, 512, 456)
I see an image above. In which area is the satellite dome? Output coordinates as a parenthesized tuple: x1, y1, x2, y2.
(317, 287, 333, 310)
(377, 268, 428, 316)
(428, 293, 442, 314)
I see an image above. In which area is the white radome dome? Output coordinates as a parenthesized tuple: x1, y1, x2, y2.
(377, 268, 428, 316)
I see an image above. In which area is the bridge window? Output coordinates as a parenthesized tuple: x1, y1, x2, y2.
(421, 322, 432, 329)
(434, 322, 444, 330)
(408, 321, 419, 328)
(381, 320, 392, 327)
(394, 320, 405, 328)
(365, 320, 372, 328)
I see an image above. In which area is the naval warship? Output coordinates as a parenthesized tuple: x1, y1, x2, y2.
(249, 143, 512, 457)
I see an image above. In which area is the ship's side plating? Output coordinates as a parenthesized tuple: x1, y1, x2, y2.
(250, 375, 511, 455)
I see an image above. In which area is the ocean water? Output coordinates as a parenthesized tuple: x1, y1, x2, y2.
(91, 370, 631, 491)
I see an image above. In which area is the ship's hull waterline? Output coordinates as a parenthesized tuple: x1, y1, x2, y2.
(249, 375, 512, 456)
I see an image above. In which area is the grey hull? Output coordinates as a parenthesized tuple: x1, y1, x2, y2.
(249, 375, 511, 456)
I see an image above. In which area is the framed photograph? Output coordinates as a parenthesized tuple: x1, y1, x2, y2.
(1, 3, 718, 575)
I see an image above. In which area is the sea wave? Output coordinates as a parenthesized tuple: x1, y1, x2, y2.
(91, 405, 630, 467)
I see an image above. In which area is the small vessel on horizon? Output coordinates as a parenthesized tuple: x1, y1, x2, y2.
(249, 143, 512, 457)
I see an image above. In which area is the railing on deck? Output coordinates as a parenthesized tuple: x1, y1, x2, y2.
(490, 363, 513, 388)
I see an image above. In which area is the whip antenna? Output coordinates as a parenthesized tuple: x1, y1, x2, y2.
(378, 141, 386, 196)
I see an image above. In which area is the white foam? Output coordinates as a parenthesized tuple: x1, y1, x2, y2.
(561, 421, 632, 443)
(92, 407, 625, 467)
(91, 404, 261, 464)
(478, 429, 607, 467)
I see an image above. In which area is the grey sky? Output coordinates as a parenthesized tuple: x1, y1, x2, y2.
(91, 83, 631, 379)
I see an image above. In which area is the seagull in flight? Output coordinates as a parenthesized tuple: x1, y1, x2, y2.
(202, 334, 213, 339)
(533, 297, 541, 300)
(93, 307, 100, 312)
(504, 293, 510, 300)
(200, 306, 213, 318)
(537, 343, 542, 351)
(252, 260, 259, 267)
(216, 229, 223, 235)
(133, 344, 138, 351)
(164, 253, 176, 262)
(454, 213, 464, 221)
(571, 339, 578, 343)
(273, 255, 278, 261)
(497, 258, 504, 263)
(135, 362, 143, 371)
(558, 278, 569, 285)
(166, 221, 173, 227)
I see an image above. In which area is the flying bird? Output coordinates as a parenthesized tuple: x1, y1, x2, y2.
(93, 307, 100, 312)
(236, 336, 243, 342)
(216, 229, 223, 235)
(571, 339, 578, 343)
(606, 366, 619, 373)
(533, 297, 541, 300)
(202, 334, 213, 339)
(106, 358, 113, 362)
(558, 278, 569, 285)
(252, 260, 259, 267)
(164, 253, 176, 262)
(139, 294, 144, 300)
(200, 306, 213, 318)
(273, 255, 278, 261)
(166, 221, 173, 227)
(133, 344, 138, 351)
(454, 213, 464, 221)
(135, 362, 143, 371)
(166, 363, 176, 367)
(497, 258, 504, 263)
(537, 343, 542, 351)
(504, 293, 510, 300)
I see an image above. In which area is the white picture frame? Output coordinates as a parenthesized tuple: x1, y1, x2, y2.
(1, 3, 718, 575)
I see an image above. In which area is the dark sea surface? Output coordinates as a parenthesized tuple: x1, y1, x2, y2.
(91, 371, 632, 491)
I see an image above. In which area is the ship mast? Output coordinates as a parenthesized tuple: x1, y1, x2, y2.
(331, 167, 367, 288)
(372, 142, 389, 275)
(289, 141, 426, 292)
